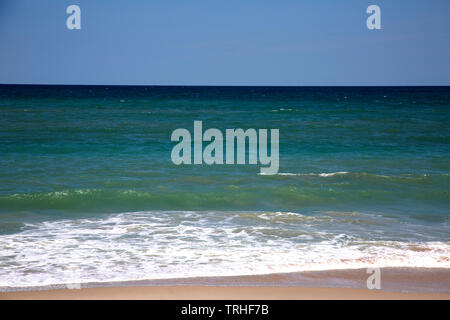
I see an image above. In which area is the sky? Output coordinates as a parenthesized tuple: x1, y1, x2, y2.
(0, 0, 449, 86)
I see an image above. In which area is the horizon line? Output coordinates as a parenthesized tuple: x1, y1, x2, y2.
(1, 83, 450, 88)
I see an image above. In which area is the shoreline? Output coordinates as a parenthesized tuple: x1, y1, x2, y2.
(2, 267, 449, 300)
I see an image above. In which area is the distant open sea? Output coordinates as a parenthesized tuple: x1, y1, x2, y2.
(0, 85, 449, 288)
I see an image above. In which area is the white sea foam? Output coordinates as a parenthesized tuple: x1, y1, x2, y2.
(317, 171, 349, 177)
(273, 171, 349, 177)
(0, 211, 448, 288)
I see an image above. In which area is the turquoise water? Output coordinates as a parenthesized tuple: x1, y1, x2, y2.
(0, 85, 449, 287)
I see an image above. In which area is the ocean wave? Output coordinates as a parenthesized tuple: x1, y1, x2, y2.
(0, 210, 448, 288)
(276, 171, 349, 177)
(270, 171, 448, 180)
(1, 173, 449, 214)
(270, 108, 295, 113)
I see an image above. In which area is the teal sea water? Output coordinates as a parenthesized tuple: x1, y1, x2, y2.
(0, 85, 449, 288)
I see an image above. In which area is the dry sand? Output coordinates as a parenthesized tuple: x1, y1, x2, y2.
(2, 285, 450, 300)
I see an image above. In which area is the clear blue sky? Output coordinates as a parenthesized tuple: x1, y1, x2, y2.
(1, 0, 449, 85)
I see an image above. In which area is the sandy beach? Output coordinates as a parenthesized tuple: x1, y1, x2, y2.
(2, 268, 449, 300)
(2, 286, 450, 300)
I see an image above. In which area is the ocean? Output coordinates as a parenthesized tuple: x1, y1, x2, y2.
(0, 85, 449, 288)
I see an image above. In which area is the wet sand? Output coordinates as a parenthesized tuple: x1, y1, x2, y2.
(2, 268, 449, 300)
